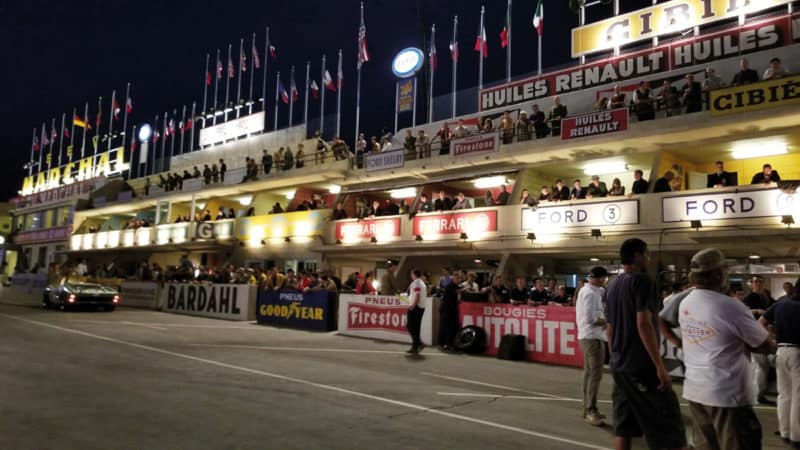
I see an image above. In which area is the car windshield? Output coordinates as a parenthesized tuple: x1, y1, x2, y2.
(65, 284, 110, 295)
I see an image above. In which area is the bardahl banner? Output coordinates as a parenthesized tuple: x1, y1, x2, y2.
(522, 199, 639, 230)
(662, 187, 797, 222)
(337, 294, 434, 344)
(365, 149, 405, 173)
(256, 289, 334, 331)
(199, 111, 265, 147)
(335, 217, 402, 241)
(560, 108, 629, 140)
(412, 210, 498, 236)
(161, 283, 256, 321)
(459, 303, 583, 367)
(570, 0, 793, 57)
(709, 74, 800, 116)
(21, 148, 127, 196)
(480, 13, 798, 111)
(450, 133, 501, 158)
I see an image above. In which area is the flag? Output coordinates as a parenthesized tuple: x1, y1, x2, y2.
(41, 132, 49, 148)
(269, 45, 277, 60)
(50, 127, 58, 143)
(474, 25, 488, 57)
(73, 115, 91, 129)
(279, 80, 289, 104)
(357, 13, 369, 69)
(500, 17, 509, 48)
(429, 36, 438, 71)
(92, 135, 99, 152)
(131, 138, 136, 153)
(95, 111, 102, 127)
(310, 80, 320, 99)
(217, 59, 223, 79)
(290, 78, 299, 103)
(450, 39, 459, 62)
(323, 70, 336, 91)
(241, 52, 247, 72)
(185, 118, 193, 130)
(113, 97, 121, 120)
(206, 71, 212, 86)
(252, 43, 261, 69)
(168, 119, 175, 135)
(154, 130, 160, 142)
(33, 136, 40, 152)
(66, 145, 73, 160)
(126, 96, 133, 114)
(337, 63, 343, 88)
(228, 56, 235, 78)
(63, 128, 70, 138)
(533, 0, 544, 36)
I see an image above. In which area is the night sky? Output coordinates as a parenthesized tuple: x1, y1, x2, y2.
(0, 0, 652, 201)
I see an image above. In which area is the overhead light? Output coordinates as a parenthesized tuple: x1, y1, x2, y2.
(526, 232, 536, 241)
(389, 187, 416, 199)
(415, 234, 423, 241)
(731, 139, 788, 159)
(236, 195, 253, 206)
(137, 124, 153, 141)
(473, 176, 507, 189)
(459, 232, 468, 241)
(591, 229, 602, 238)
(329, 184, 342, 194)
(583, 159, 628, 176)
(285, 190, 296, 200)
(370, 236, 378, 244)
(748, 253, 761, 260)
(589, 257, 600, 262)
(782, 215, 795, 227)
(690, 220, 702, 230)
(474, 259, 482, 263)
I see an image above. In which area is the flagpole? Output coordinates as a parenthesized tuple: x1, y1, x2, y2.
(29, 128, 36, 175)
(336, 49, 343, 137)
(303, 61, 310, 125)
(478, 5, 485, 91)
(451, 15, 458, 118)
(355, 2, 366, 150)
(39, 124, 45, 170)
(121, 82, 131, 153)
(536, 1, 543, 75)
(189, 101, 197, 152)
(49, 118, 56, 169)
(394, 83, 399, 136)
(288, 66, 295, 127)
(170, 109, 176, 159)
(95, 96, 102, 156)
(274, 71, 280, 130)
(161, 113, 167, 172)
(506, 0, 512, 83)
(249, 33, 256, 114)
(202, 53, 210, 124)
(236, 38, 244, 118)
(81, 102, 89, 158)
(213, 49, 220, 126)
(262, 26, 270, 131)
(131, 125, 138, 179)
(225, 43, 232, 122)
(69, 107, 76, 163)
(320, 54, 326, 136)
(429, 24, 436, 123)
(179, 105, 187, 154)
(149, 114, 158, 175)
(108, 90, 116, 152)
(58, 112, 65, 167)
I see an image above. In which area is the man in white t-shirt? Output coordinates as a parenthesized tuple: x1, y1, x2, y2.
(679, 248, 776, 449)
(575, 266, 609, 426)
(406, 268, 428, 354)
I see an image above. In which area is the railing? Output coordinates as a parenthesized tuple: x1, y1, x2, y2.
(70, 220, 235, 251)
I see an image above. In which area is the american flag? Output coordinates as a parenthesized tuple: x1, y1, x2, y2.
(357, 5, 369, 69)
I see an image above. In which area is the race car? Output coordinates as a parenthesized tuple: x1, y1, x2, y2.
(43, 282, 120, 311)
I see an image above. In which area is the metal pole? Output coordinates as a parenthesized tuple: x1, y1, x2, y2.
(121, 83, 131, 152)
(49, 118, 56, 169)
(538, 35, 542, 75)
(81, 102, 89, 158)
(506, 0, 512, 83)
(236, 38, 243, 118)
(179, 105, 187, 154)
(262, 27, 270, 131)
(478, 6, 485, 91)
(224, 43, 232, 122)
(58, 112, 65, 167)
(28, 128, 35, 176)
(336, 49, 343, 137)
(69, 107, 76, 162)
(248, 32, 256, 114)
(320, 54, 326, 136)
(288, 65, 295, 127)
(189, 101, 197, 152)
(150, 114, 158, 175)
(131, 124, 137, 179)
(580, 6, 586, 65)
(303, 61, 310, 125)
(274, 71, 280, 130)
(429, 24, 435, 123)
(161, 113, 167, 172)
(394, 82, 399, 136)
(170, 109, 176, 160)
(213, 49, 220, 126)
(202, 54, 209, 122)
(95, 96, 102, 156)
(38, 124, 44, 170)
(108, 90, 116, 152)
(451, 15, 458, 118)
(412, 77, 418, 127)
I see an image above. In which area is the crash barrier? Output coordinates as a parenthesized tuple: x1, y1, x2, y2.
(337, 294, 438, 345)
(256, 289, 337, 331)
(9, 273, 48, 296)
(160, 283, 256, 321)
(119, 281, 161, 309)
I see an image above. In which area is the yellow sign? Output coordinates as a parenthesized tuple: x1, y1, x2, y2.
(21, 147, 128, 196)
(709, 74, 800, 116)
(571, 0, 792, 57)
(235, 210, 325, 243)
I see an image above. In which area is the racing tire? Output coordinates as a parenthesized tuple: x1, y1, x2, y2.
(454, 325, 487, 354)
(59, 301, 68, 312)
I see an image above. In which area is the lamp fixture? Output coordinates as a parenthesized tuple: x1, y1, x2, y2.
(748, 253, 761, 260)
(329, 184, 342, 194)
(459, 232, 469, 241)
(590, 229, 602, 238)
(690, 220, 702, 230)
(284, 236, 292, 243)
(389, 187, 417, 199)
(415, 234, 423, 241)
(285, 190, 296, 200)
(782, 215, 795, 227)
(589, 257, 600, 262)
(731, 139, 788, 160)
(370, 236, 378, 244)
(474, 259, 482, 263)
(526, 232, 536, 242)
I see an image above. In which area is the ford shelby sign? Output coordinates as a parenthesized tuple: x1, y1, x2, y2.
(662, 188, 797, 222)
(161, 283, 256, 320)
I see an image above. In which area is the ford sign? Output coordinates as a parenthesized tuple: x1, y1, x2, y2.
(392, 48, 424, 79)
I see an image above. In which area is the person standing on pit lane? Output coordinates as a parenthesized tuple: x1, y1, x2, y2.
(406, 268, 427, 355)
(575, 266, 609, 427)
(760, 279, 800, 448)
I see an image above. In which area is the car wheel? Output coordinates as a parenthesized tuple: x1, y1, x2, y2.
(42, 294, 51, 309)
(454, 325, 487, 354)
(59, 301, 68, 312)
(104, 306, 115, 312)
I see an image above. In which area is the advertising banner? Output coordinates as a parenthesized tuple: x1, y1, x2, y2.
(522, 200, 639, 230)
(199, 111, 265, 147)
(661, 188, 797, 222)
(450, 133, 501, 158)
(709, 74, 800, 116)
(160, 283, 256, 321)
(256, 289, 334, 331)
(10, 273, 49, 296)
(397, 79, 415, 113)
(13, 226, 73, 245)
(338, 294, 434, 344)
(365, 150, 405, 173)
(560, 108, 629, 140)
(119, 281, 161, 309)
(459, 303, 582, 367)
(335, 217, 402, 242)
(14, 177, 102, 208)
(235, 210, 325, 242)
(412, 210, 498, 237)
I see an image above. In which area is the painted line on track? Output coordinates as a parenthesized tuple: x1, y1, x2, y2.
(420, 371, 566, 399)
(0, 312, 612, 450)
(191, 343, 448, 356)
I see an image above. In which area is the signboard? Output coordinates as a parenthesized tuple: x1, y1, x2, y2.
(412, 210, 498, 237)
(10, 273, 48, 296)
(365, 150, 405, 173)
(199, 111, 265, 147)
(479, 14, 796, 111)
(459, 303, 582, 367)
(161, 283, 256, 321)
(194, 220, 234, 241)
(662, 188, 797, 222)
(256, 289, 334, 331)
(13, 226, 73, 245)
(392, 48, 425, 78)
(338, 294, 434, 344)
(450, 133, 501, 158)
(235, 210, 325, 242)
(570, 0, 792, 57)
(21, 148, 127, 196)
(119, 281, 160, 309)
(335, 217, 402, 241)
(560, 108, 629, 140)
(14, 177, 102, 208)
(522, 200, 639, 230)
(710, 74, 800, 116)
(398, 79, 415, 113)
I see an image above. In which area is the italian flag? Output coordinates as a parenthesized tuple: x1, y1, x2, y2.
(533, 0, 544, 36)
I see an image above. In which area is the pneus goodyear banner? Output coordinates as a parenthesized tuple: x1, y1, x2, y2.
(338, 294, 434, 344)
(161, 283, 256, 321)
(709, 74, 800, 116)
(459, 303, 583, 367)
(561, 108, 628, 140)
(256, 289, 335, 331)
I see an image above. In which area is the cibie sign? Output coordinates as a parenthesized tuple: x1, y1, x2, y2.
(392, 48, 425, 79)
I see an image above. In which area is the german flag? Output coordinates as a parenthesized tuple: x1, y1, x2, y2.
(73, 115, 92, 130)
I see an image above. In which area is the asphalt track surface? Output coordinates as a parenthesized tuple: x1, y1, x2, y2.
(0, 304, 786, 450)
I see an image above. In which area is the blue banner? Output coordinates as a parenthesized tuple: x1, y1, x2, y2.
(256, 289, 334, 331)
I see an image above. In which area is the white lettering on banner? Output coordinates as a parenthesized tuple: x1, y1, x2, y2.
(365, 151, 405, 173)
(522, 201, 638, 230)
(199, 112, 265, 147)
(278, 291, 304, 302)
(417, 214, 491, 234)
(461, 309, 576, 356)
(662, 188, 797, 222)
(337, 294, 433, 344)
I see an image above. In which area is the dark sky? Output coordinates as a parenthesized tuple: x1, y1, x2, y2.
(0, 0, 652, 201)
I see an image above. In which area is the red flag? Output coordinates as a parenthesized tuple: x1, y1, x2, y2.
(500, 17, 509, 48)
(357, 8, 369, 69)
(474, 25, 488, 58)
(279, 80, 289, 104)
(41, 132, 49, 148)
(429, 37, 438, 71)
(126, 97, 133, 114)
(252, 43, 261, 69)
(323, 70, 336, 92)
(310, 80, 320, 99)
(113, 97, 121, 120)
(450, 40, 459, 62)
(154, 130, 160, 142)
(131, 137, 136, 152)
(63, 128, 70, 138)
(185, 118, 193, 130)
(95, 111, 102, 127)
(241, 53, 247, 72)
(33, 136, 40, 152)
(290, 79, 299, 103)
(269, 45, 277, 61)
(206, 71, 212, 86)
(50, 127, 58, 142)
(168, 119, 175, 135)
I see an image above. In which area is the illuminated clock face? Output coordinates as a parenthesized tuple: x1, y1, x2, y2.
(392, 48, 424, 79)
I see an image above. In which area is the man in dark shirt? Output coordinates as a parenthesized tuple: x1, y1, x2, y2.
(707, 160, 736, 188)
(631, 170, 649, 194)
(570, 179, 587, 200)
(731, 58, 759, 86)
(744, 275, 775, 404)
(433, 191, 452, 211)
(510, 277, 530, 306)
(439, 271, 462, 351)
(586, 175, 608, 198)
(652, 171, 674, 193)
(332, 201, 348, 220)
(496, 185, 511, 205)
(553, 179, 571, 201)
(680, 72, 703, 113)
(604, 238, 686, 450)
(528, 278, 552, 305)
(262, 149, 273, 175)
(416, 193, 433, 213)
(531, 104, 549, 138)
(751, 163, 781, 184)
(486, 275, 510, 303)
(219, 159, 227, 183)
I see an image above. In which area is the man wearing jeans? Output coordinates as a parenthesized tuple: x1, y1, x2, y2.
(406, 268, 427, 355)
(575, 266, 609, 426)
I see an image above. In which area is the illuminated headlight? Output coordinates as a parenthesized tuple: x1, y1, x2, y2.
(113, 295, 120, 304)
(68, 294, 76, 303)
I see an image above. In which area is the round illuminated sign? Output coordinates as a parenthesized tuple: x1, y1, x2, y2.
(138, 124, 153, 141)
(0, 235, 5, 245)
(392, 48, 424, 79)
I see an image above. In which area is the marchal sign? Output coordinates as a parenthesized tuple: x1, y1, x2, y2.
(21, 148, 127, 196)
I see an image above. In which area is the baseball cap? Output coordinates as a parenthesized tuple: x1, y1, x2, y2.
(591, 175, 600, 180)
(588, 266, 608, 278)
(690, 248, 726, 273)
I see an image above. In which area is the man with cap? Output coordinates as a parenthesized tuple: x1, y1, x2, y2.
(586, 175, 608, 198)
(679, 248, 775, 450)
(760, 279, 800, 447)
(575, 266, 609, 426)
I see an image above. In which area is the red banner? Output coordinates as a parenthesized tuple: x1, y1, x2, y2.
(450, 133, 501, 158)
(459, 303, 583, 367)
(337, 294, 434, 344)
(412, 210, 498, 236)
(561, 108, 629, 140)
(335, 217, 402, 241)
(13, 225, 73, 245)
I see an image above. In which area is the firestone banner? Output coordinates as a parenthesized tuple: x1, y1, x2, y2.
(338, 294, 434, 344)
(450, 133, 501, 158)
